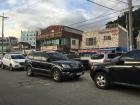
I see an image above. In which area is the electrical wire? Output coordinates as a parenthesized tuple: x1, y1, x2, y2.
(68, 8, 127, 27)
(87, 0, 120, 11)
(69, 0, 127, 27)
(118, 0, 128, 4)
(74, 15, 120, 28)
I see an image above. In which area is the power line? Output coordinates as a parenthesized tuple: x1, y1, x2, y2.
(68, 7, 127, 27)
(68, 11, 120, 26)
(107, 0, 127, 4)
(114, 0, 128, 4)
(74, 15, 119, 28)
(87, 0, 120, 11)
(69, 0, 128, 27)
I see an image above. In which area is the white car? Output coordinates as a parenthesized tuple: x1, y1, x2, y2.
(1, 53, 26, 71)
(90, 53, 118, 65)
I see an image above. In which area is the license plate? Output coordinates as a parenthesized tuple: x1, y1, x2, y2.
(76, 72, 82, 75)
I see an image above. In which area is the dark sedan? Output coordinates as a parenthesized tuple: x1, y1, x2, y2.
(90, 50, 140, 89)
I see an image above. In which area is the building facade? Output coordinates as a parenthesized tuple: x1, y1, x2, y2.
(82, 25, 128, 50)
(37, 25, 83, 53)
(21, 31, 37, 48)
(136, 31, 140, 49)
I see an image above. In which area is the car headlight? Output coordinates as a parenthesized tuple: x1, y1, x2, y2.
(61, 64, 71, 69)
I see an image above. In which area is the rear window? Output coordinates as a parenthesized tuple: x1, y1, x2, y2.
(91, 54, 104, 60)
(108, 54, 117, 59)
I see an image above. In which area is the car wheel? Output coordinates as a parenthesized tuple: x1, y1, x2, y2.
(9, 64, 14, 71)
(52, 69, 62, 82)
(26, 66, 34, 76)
(94, 72, 110, 89)
(1, 63, 5, 69)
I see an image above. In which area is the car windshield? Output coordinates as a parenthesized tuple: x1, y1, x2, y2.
(91, 54, 104, 59)
(47, 52, 68, 60)
(11, 55, 25, 59)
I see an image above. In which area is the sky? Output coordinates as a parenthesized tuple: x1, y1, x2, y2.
(0, 0, 140, 38)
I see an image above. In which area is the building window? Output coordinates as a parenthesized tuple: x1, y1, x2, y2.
(72, 40, 76, 45)
(104, 36, 111, 40)
(61, 38, 68, 45)
(86, 37, 96, 46)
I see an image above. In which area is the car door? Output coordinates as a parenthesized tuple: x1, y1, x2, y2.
(40, 55, 52, 74)
(129, 50, 140, 85)
(7, 55, 12, 66)
(3, 54, 10, 66)
(31, 52, 44, 73)
(2, 55, 7, 65)
(109, 51, 135, 84)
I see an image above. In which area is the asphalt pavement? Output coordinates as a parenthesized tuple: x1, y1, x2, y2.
(0, 68, 140, 105)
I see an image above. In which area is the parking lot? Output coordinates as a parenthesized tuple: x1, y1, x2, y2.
(0, 69, 140, 105)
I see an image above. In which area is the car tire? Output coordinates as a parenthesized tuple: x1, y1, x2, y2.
(1, 63, 5, 69)
(9, 64, 14, 71)
(94, 72, 110, 89)
(26, 66, 34, 76)
(52, 69, 62, 82)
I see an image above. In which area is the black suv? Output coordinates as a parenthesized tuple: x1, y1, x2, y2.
(26, 51, 84, 81)
(90, 50, 140, 89)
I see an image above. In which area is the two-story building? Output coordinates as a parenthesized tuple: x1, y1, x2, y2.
(81, 25, 128, 52)
(37, 25, 83, 53)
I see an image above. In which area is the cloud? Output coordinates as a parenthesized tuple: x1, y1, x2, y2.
(0, 0, 131, 38)
(8, 0, 17, 5)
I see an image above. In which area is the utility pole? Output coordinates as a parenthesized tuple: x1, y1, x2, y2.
(128, 0, 133, 51)
(0, 12, 8, 55)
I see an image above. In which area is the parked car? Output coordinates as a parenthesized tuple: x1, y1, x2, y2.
(0, 54, 3, 66)
(26, 51, 84, 81)
(65, 54, 91, 70)
(90, 50, 140, 89)
(90, 53, 118, 65)
(1, 53, 26, 71)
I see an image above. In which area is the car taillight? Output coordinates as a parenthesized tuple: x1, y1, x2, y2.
(103, 59, 111, 62)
